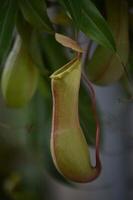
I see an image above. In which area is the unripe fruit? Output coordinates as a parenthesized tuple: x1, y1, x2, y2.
(1, 36, 39, 107)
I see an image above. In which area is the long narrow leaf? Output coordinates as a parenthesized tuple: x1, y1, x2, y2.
(58, 0, 82, 24)
(81, 0, 116, 51)
(58, 0, 116, 51)
(0, 0, 17, 63)
(19, 0, 53, 33)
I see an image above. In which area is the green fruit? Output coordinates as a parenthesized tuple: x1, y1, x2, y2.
(1, 36, 39, 108)
(50, 58, 100, 183)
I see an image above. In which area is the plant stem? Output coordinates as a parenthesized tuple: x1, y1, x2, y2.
(81, 72, 101, 171)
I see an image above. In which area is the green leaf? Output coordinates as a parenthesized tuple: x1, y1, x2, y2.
(58, 0, 116, 51)
(38, 34, 68, 72)
(58, 0, 82, 24)
(16, 11, 33, 45)
(0, 0, 17, 63)
(19, 0, 54, 33)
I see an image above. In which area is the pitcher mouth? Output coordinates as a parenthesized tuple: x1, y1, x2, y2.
(50, 57, 80, 80)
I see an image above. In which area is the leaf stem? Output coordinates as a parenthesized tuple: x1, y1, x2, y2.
(81, 72, 101, 172)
